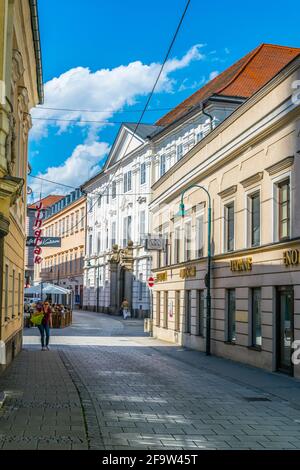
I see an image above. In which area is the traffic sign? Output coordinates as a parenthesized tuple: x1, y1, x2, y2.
(147, 276, 155, 288)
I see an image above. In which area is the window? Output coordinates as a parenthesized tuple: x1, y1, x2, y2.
(184, 221, 192, 261)
(124, 171, 132, 193)
(66, 216, 69, 235)
(177, 143, 183, 161)
(278, 179, 290, 240)
(249, 192, 260, 247)
(252, 288, 262, 347)
(89, 234, 93, 256)
(65, 254, 68, 274)
(175, 291, 180, 332)
(70, 254, 73, 274)
(195, 131, 203, 143)
(111, 221, 116, 246)
(75, 211, 79, 230)
(156, 291, 161, 327)
(140, 162, 146, 185)
(61, 218, 65, 236)
(139, 273, 143, 301)
(185, 290, 191, 333)
(225, 202, 234, 252)
(112, 181, 116, 199)
(123, 216, 132, 247)
(97, 232, 101, 253)
(80, 208, 85, 229)
(196, 214, 204, 257)
(139, 211, 145, 238)
(163, 291, 168, 329)
(174, 226, 181, 264)
(70, 213, 74, 234)
(97, 195, 102, 207)
(196, 290, 205, 336)
(160, 155, 166, 176)
(106, 228, 109, 250)
(5, 265, 8, 320)
(227, 289, 236, 342)
(12, 270, 15, 317)
(18, 273, 21, 315)
(106, 188, 109, 204)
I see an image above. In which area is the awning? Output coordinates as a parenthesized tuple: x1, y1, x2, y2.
(24, 283, 71, 295)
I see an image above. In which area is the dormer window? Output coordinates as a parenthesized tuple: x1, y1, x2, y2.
(176, 144, 183, 161)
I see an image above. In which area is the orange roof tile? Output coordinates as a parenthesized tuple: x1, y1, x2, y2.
(27, 195, 64, 209)
(156, 44, 300, 126)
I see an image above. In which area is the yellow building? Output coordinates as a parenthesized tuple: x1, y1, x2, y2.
(150, 45, 300, 377)
(0, 0, 43, 369)
(35, 190, 86, 308)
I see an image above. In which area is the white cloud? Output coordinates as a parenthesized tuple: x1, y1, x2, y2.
(209, 70, 219, 81)
(30, 44, 206, 140)
(29, 141, 110, 198)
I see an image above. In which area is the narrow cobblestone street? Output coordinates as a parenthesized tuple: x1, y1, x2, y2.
(1, 310, 300, 450)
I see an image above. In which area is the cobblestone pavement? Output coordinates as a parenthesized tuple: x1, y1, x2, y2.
(1, 310, 300, 450)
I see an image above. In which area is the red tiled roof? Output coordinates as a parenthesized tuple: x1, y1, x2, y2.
(27, 195, 64, 209)
(156, 44, 300, 126)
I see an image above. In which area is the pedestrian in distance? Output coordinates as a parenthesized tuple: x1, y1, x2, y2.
(38, 301, 53, 351)
(121, 298, 131, 320)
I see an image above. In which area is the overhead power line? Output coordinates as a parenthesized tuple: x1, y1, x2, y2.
(34, 105, 193, 114)
(38, 0, 192, 238)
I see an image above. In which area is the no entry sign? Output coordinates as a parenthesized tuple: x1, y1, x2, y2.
(147, 276, 155, 288)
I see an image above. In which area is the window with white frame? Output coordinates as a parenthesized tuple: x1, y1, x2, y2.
(224, 202, 235, 252)
(139, 210, 145, 238)
(124, 171, 132, 193)
(174, 226, 181, 264)
(140, 162, 146, 185)
(196, 213, 204, 258)
(277, 178, 290, 241)
(111, 221, 116, 246)
(184, 221, 192, 261)
(97, 195, 102, 207)
(247, 191, 260, 247)
(195, 130, 203, 143)
(112, 181, 117, 199)
(160, 155, 166, 177)
(176, 143, 183, 161)
(123, 216, 132, 247)
(97, 232, 101, 253)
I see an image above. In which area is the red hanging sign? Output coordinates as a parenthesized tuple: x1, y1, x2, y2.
(33, 201, 44, 264)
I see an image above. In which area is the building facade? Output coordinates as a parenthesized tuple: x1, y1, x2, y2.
(82, 124, 158, 316)
(0, 0, 43, 369)
(35, 189, 86, 308)
(25, 195, 64, 286)
(150, 45, 300, 377)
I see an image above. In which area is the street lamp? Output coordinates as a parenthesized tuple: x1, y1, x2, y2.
(178, 184, 212, 356)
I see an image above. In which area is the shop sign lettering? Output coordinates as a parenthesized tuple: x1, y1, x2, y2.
(230, 257, 252, 272)
(283, 249, 300, 266)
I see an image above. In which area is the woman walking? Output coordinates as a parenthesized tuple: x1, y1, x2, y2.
(38, 301, 52, 351)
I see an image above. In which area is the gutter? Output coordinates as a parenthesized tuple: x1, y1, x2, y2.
(28, 0, 44, 104)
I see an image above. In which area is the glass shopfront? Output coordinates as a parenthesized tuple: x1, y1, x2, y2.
(276, 286, 294, 375)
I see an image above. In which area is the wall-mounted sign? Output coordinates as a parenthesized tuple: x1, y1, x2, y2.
(33, 201, 44, 264)
(283, 249, 300, 266)
(156, 271, 167, 282)
(26, 237, 61, 248)
(145, 237, 165, 251)
(230, 257, 252, 272)
(180, 266, 196, 279)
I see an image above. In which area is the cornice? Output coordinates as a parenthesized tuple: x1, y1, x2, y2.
(265, 156, 294, 175)
(218, 185, 237, 199)
(240, 172, 264, 188)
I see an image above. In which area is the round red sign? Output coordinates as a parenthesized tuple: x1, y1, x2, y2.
(147, 276, 155, 288)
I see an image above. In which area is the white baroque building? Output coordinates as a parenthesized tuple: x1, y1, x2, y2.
(82, 91, 244, 316)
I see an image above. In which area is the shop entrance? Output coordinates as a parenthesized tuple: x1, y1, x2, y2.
(276, 286, 294, 375)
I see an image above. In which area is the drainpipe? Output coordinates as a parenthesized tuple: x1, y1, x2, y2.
(201, 101, 214, 132)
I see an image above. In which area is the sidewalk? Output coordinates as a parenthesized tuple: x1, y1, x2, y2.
(0, 349, 88, 450)
(145, 341, 300, 409)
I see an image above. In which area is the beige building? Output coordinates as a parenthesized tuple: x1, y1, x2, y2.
(36, 189, 86, 307)
(150, 45, 300, 377)
(0, 0, 43, 369)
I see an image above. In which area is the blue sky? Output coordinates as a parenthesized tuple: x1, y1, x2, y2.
(28, 0, 300, 199)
